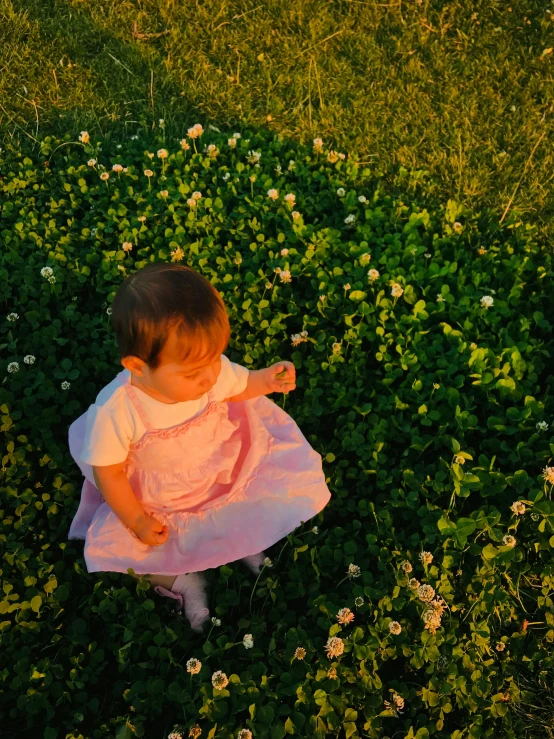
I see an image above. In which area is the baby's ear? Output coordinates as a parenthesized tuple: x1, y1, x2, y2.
(121, 355, 146, 376)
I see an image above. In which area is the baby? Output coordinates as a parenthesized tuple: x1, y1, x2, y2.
(68, 262, 331, 631)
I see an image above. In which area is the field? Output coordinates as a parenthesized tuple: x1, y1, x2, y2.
(2, 2, 554, 739)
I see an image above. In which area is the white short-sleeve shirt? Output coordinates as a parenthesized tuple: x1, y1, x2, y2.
(80, 354, 249, 467)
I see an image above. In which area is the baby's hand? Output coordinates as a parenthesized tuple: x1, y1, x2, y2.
(266, 361, 296, 394)
(132, 513, 168, 547)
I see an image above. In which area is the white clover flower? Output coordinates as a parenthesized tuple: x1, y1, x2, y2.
(48, 275, 56, 284)
(384, 692, 405, 716)
(186, 657, 202, 674)
(228, 137, 237, 147)
(264, 557, 273, 567)
(237, 731, 253, 739)
(267, 188, 279, 200)
(147, 152, 155, 159)
(131, 135, 139, 140)
(327, 150, 339, 163)
(112, 163, 123, 172)
(192, 191, 202, 200)
(100, 172, 110, 181)
(122, 242, 133, 252)
(60, 380, 71, 390)
(337, 607, 354, 625)
(510, 501, 526, 516)
(313, 137, 323, 150)
(454, 455, 465, 465)
(419, 551, 433, 565)
(502, 535, 516, 547)
(179, 139, 190, 151)
(41, 266, 53, 278)
(433, 383, 440, 390)
(453, 222, 463, 233)
(106, 307, 112, 315)
(294, 647, 306, 660)
(281, 248, 289, 256)
(424, 252, 432, 258)
(336, 187, 345, 197)
(265, 282, 272, 289)
(160, 190, 169, 198)
(211, 670, 229, 689)
(279, 270, 292, 283)
(391, 283, 404, 298)
(291, 333, 306, 346)
(319, 295, 326, 301)
(531, 512, 540, 521)
(189, 727, 201, 739)
(358, 195, 367, 203)
(168, 729, 183, 739)
(312, 526, 319, 534)
(344, 214, 356, 225)
(24, 355, 36, 365)
(480, 295, 494, 308)
(417, 584, 435, 602)
(354, 596, 364, 607)
(275, 164, 282, 175)
(7, 362, 20, 373)
(211, 617, 221, 626)
(291, 211, 301, 221)
(79, 131, 90, 144)
(324, 636, 344, 658)
(495, 641, 506, 652)
(158, 118, 165, 128)
(284, 193, 296, 206)
(243, 634, 254, 649)
(401, 560, 413, 573)
(247, 150, 261, 164)
(171, 247, 185, 262)
(234, 255, 242, 265)
(408, 577, 420, 589)
(187, 198, 196, 207)
(87, 158, 96, 167)
(206, 144, 219, 158)
(368, 269, 380, 281)
(288, 160, 296, 171)
(188, 124, 204, 139)
(343, 283, 351, 291)
(233, 132, 241, 139)
(222, 172, 230, 181)
(543, 466, 554, 484)
(359, 253, 371, 265)
(7, 313, 19, 322)
(347, 563, 361, 579)
(332, 342, 342, 355)
(536, 421, 549, 431)
(144, 169, 154, 177)
(389, 621, 402, 635)
(437, 294, 445, 303)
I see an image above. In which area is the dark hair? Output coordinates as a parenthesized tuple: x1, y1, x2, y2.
(111, 263, 230, 370)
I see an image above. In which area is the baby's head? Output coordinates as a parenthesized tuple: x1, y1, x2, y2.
(112, 263, 230, 403)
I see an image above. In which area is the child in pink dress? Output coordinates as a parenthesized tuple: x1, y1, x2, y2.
(68, 262, 331, 632)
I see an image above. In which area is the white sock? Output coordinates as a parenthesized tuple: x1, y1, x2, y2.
(241, 551, 267, 575)
(172, 573, 210, 632)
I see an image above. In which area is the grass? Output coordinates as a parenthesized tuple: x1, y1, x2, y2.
(1, 0, 554, 237)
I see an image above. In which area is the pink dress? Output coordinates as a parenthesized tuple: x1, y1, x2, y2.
(68, 371, 331, 575)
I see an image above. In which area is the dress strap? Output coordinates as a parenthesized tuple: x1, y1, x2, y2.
(124, 379, 155, 432)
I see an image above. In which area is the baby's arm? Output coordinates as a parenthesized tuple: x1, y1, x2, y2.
(226, 363, 296, 402)
(92, 461, 168, 546)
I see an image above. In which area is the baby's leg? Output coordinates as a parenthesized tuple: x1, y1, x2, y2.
(147, 574, 177, 590)
(241, 551, 267, 575)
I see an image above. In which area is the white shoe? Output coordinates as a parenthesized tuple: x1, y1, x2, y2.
(240, 551, 267, 575)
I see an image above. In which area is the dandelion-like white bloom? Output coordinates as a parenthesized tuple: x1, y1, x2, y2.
(211, 670, 229, 690)
(144, 169, 154, 178)
(61, 381, 71, 390)
(7, 313, 19, 322)
(336, 188, 345, 197)
(502, 535, 516, 547)
(454, 455, 465, 465)
(186, 658, 202, 674)
(267, 188, 279, 200)
(237, 730, 253, 739)
(264, 557, 273, 567)
(337, 608, 354, 625)
(106, 307, 112, 315)
(24, 355, 36, 364)
(206, 144, 219, 157)
(453, 222, 463, 233)
(87, 158, 96, 167)
(424, 252, 432, 258)
(417, 584, 435, 602)
(543, 466, 554, 485)
(79, 131, 90, 144)
(536, 421, 549, 431)
(332, 342, 342, 355)
(401, 561, 413, 573)
(233, 132, 241, 139)
(391, 282, 403, 298)
(313, 137, 323, 151)
(347, 563, 361, 579)
(354, 596, 364, 607)
(511, 501, 526, 516)
(243, 633, 254, 649)
(292, 211, 301, 221)
(324, 636, 344, 658)
(189, 727, 201, 739)
(112, 164, 123, 172)
(389, 621, 402, 635)
(222, 172, 230, 181)
(279, 270, 292, 283)
(122, 242, 133, 252)
(360, 253, 371, 265)
(344, 214, 356, 225)
(419, 551, 433, 566)
(168, 730, 183, 739)
(247, 150, 261, 164)
(437, 294, 445, 303)
(48, 275, 56, 284)
(312, 526, 319, 534)
(368, 269, 380, 281)
(358, 195, 367, 203)
(281, 248, 289, 256)
(284, 193, 296, 206)
(228, 137, 237, 148)
(188, 124, 204, 139)
(192, 191, 202, 201)
(179, 139, 191, 151)
(160, 190, 169, 198)
(7, 362, 19, 373)
(294, 647, 306, 660)
(100, 172, 110, 181)
(495, 641, 506, 652)
(408, 578, 420, 589)
(211, 617, 221, 626)
(480, 295, 494, 308)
